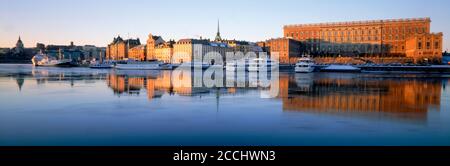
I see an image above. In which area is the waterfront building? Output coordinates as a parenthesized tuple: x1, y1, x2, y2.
(173, 39, 209, 64)
(146, 34, 165, 60)
(82, 45, 106, 61)
(405, 32, 443, 63)
(264, 38, 304, 64)
(45, 42, 84, 61)
(284, 17, 444, 62)
(106, 36, 141, 60)
(173, 38, 233, 64)
(155, 40, 175, 63)
(128, 45, 146, 61)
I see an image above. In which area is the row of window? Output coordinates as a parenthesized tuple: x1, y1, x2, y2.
(287, 27, 427, 38)
(417, 41, 440, 50)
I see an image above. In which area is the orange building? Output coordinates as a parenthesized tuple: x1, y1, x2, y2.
(264, 38, 303, 64)
(128, 45, 146, 61)
(283, 17, 443, 62)
(405, 32, 443, 63)
(146, 34, 165, 60)
(106, 35, 141, 60)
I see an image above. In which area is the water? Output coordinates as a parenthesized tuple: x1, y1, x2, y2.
(0, 64, 450, 146)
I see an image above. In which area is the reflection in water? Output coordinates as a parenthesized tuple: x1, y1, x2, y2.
(281, 73, 442, 121)
(1, 65, 448, 121)
(1, 64, 450, 145)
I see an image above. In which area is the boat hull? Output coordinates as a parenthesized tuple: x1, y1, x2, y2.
(115, 64, 161, 70)
(35, 61, 77, 67)
(295, 67, 315, 73)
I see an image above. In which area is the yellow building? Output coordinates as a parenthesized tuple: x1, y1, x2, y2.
(173, 39, 233, 64)
(146, 34, 165, 60)
(128, 45, 146, 61)
(155, 40, 175, 63)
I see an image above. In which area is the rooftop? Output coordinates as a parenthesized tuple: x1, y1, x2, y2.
(284, 17, 431, 28)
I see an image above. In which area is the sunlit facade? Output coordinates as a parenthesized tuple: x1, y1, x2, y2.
(284, 17, 443, 62)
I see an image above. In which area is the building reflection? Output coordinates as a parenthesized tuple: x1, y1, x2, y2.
(280, 73, 442, 121)
(106, 70, 214, 100)
(4, 66, 448, 122)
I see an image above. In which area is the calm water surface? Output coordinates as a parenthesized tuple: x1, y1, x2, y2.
(1, 64, 450, 146)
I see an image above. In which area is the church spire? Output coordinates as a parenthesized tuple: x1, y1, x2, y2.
(215, 19, 222, 42)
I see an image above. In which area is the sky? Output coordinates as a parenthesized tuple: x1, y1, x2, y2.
(1, 0, 449, 51)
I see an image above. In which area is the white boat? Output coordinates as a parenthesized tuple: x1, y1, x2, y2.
(247, 58, 279, 72)
(89, 59, 115, 69)
(295, 57, 315, 73)
(115, 60, 163, 70)
(31, 53, 74, 67)
(176, 62, 211, 69)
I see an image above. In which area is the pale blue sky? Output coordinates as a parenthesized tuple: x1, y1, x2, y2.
(1, 0, 449, 51)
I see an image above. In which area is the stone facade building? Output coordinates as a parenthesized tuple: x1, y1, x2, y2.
(283, 18, 443, 62)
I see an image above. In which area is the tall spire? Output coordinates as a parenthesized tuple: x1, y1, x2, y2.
(215, 19, 222, 42)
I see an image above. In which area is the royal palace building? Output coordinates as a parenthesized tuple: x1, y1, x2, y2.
(283, 17, 443, 63)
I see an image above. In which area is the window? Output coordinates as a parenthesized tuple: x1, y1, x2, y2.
(418, 42, 422, 49)
(435, 42, 440, 49)
(426, 42, 431, 49)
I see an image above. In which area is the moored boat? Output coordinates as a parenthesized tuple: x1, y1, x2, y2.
(31, 53, 76, 67)
(115, 60, 163, 70)
(295, 57, 315, 73)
